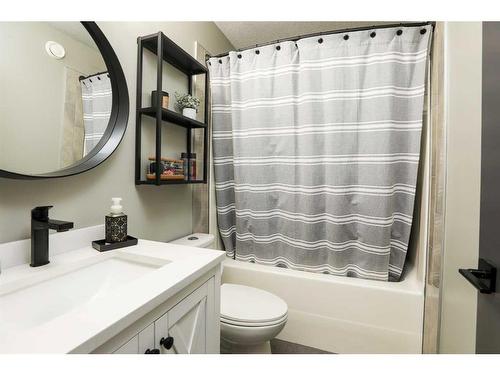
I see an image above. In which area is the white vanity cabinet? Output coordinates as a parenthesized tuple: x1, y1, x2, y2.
(94, 269, 221, 355)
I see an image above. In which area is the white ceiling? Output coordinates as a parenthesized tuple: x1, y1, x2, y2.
(215, 21, 393, 50)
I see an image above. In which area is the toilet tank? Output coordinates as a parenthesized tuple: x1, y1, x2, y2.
(170, 233, 215, 249)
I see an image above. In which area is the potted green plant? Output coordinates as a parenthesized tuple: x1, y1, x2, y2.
(174, 92, 200, 120)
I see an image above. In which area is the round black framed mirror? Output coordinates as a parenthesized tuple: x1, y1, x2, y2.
(0, 22, 129, 179)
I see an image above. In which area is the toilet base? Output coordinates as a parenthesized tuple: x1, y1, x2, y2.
(221, 338, 272, 354)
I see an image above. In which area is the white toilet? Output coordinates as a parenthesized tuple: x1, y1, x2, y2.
(170, 233, 288, 354)
(219, 283, 288, 353)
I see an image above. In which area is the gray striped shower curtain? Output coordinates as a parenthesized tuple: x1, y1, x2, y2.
(81, 73, 112, 156)
(208, 25, 431, 281)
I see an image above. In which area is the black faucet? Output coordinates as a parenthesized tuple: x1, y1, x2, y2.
(31, 206, 74, 267)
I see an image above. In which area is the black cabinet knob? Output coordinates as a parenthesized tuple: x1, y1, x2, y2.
(160, 336, 174, 350)
(144, 348, 160, 354)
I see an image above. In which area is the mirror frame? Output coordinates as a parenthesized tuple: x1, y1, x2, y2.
(0, 21, 129, 179)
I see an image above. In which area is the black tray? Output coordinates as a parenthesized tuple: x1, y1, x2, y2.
(92, 235, 138, 252)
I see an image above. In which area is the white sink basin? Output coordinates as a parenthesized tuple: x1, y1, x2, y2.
(0, 252, 169, 332)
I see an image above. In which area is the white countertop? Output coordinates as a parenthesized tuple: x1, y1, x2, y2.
(0, 237, 225, 353)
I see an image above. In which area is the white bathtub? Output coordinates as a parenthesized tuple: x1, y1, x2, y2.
(222, 257, 424, 354)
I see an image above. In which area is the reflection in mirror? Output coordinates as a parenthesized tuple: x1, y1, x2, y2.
(0, 22, 112, 175)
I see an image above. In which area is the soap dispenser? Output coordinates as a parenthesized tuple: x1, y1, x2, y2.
(105, 197, 127, 243)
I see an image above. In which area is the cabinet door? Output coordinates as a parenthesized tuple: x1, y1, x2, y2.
(154, 311, 170, 354)
(113, 323, 155, 354)
(113, 335, 139, 354)
(155, 281, 208, 354)
(138, 322, 156, 354)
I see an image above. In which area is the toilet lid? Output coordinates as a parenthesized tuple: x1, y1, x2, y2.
(220, 284, 288, 325)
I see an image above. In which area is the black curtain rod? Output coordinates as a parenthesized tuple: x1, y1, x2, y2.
(208, 21, 435, 59)
(79, 70, 109, 81)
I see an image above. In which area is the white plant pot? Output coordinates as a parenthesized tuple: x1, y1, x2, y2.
(182, 107, 197, 119)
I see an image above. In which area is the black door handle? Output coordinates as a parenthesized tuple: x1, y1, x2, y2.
(160, 336, 174, 350)
(459, 258, 497, 294)
(144, 348, 160, 354)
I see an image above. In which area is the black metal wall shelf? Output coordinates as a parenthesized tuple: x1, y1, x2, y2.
(135, 31, 209, 186)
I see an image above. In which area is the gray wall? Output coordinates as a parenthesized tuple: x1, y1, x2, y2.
(0, 22, 233, 245)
